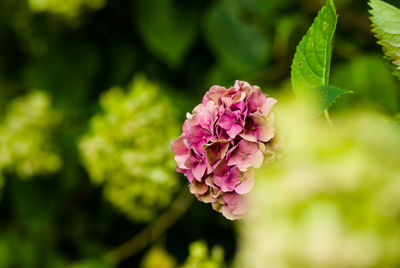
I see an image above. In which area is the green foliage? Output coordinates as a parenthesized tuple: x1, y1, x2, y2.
(27, 0, 105, 18)
(291, 0, 337, 94)
(0, 0, 399, 266)
(237, 0, 292, 18)
(182, 241, 226, 268)
(70, 259, 113, 268)
(236, 104, 400, 267)
(204, 1, 271, 76)
(134, 0, 197, 67)
(369, 0, 400, 78)
(291, 0, 350, 111)
(0, 91, 62, 179)
(79, 75, 180, 222)
(0, 226, 67, 268)
(140, 247, 176, 268)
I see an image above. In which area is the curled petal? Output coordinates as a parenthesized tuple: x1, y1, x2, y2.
(190, 181, 208, 195)
(204, 140, 229, 165)
(203, 85, 227, 104)
(196, 190, 216, 203)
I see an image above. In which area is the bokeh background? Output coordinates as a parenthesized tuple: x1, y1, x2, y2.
(0, 0, 399, 267)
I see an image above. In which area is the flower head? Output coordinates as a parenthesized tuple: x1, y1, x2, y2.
(171, 80, 277, 220)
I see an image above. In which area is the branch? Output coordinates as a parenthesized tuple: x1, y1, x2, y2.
(105, 187, 193, 264)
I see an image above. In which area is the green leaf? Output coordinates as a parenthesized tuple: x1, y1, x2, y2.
(204, 1, 271, 75)
(134, 0, 197, 67)
(291, 0, 337, 97)
(318, 85, 352, 111)
(369, 0, 400, 75)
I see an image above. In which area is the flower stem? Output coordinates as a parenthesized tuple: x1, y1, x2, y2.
(324, 109, 335, 129)
(105, 188, 193, 264)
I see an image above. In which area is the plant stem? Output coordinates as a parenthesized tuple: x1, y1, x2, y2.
(105, 188, 193, 264)
(324, 109, 335, 129)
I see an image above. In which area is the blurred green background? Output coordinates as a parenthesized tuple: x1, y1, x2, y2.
(0, 0, 399, 267)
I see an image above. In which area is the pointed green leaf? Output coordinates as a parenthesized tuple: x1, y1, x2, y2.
(318, 85, 352, 111)
(369, 0, 400, 76)
(291, 0, 337, 97)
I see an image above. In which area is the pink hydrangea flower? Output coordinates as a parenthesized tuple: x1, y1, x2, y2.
(171, 81, 277, 220)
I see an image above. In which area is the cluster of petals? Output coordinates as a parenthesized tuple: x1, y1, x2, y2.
(171, 81, 277, 220)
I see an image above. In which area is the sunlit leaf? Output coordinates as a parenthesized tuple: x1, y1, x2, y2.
(369, 0, 400, 78)
(318, 85, 352, 111)
(291, 0, 341, 110)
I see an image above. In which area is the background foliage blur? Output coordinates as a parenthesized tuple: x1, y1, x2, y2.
(0, 0, 399, 267)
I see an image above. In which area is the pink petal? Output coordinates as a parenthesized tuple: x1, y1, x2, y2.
(184, 154, 199, 169)
(171, 136, 189, 155)
(257, 114, 275, 142)
(231, 101, 245, 112)
(240, 117, 259, 142)
(213, 175, 225, 188)
(244, 150, 264, 170)
(238, 140, 259, 156)
(222, 192, 241, 205)
(227, 124, 243, 139)
(235, 168, 255, 194)
(175, 154, 189, 169)
(221, 96, 235, 107)
(221, 206, 237, 220)
(220, 167, 241, 192)
(260, 97, 277, 115)
(214, 158, 230, 177)
(227, 152, 244, 168)
(185, 170, 194, 183)
(203, 85, 226, 104)
(219, 114, 233, 130)
(228, 140, 263, 172)
(232, 198, 247, 215)
(192, 163, 206, 181)
(176, 166, 186, 174)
